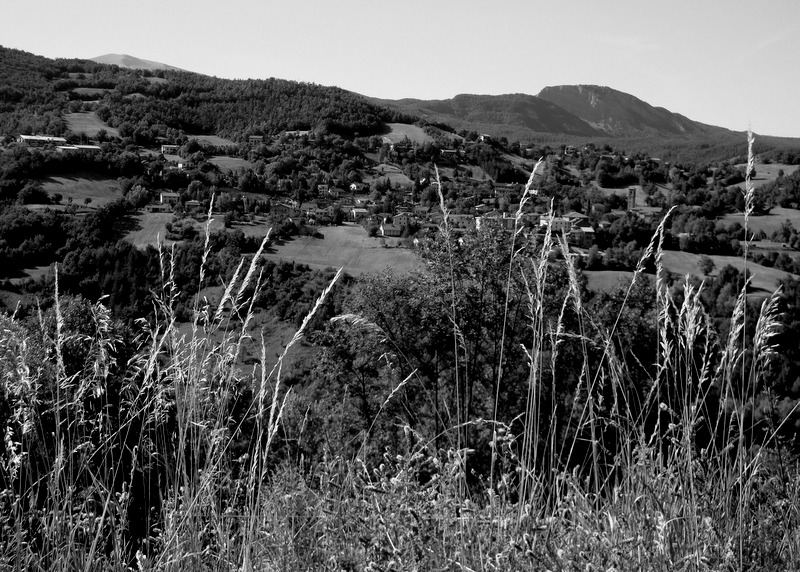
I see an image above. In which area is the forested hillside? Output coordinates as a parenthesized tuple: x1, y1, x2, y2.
(0, 45, 412, 142)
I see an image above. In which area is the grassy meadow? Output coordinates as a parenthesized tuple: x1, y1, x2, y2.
(64, 112, 120, 138)
(263, 223, 423, 275)
(40, 173, 123, 207)
(661, 249, 796, 295)
(207, 155, 252, 171)
(384, 123, 434, 145)
(721, 205, 800, 237)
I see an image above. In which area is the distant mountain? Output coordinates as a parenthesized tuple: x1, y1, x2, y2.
(376, 86, 743, 143)
(90, 54, 186, 72)
(375, 93, 602, 137)
(537, 85, 732, 138)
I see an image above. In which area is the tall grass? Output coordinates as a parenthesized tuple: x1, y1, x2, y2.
(1, 134, 800, 570)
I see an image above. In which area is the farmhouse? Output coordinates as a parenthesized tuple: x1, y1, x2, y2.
(414, 205, 430, 218)
(448, 214, 477, 230)
(185, 200, 202, 213)
(161, 144, 179, 154)
(160, 192, 180, 205)
(564, 211, 590, 225)
(568, 227, 595, 248)
(18, 135, 68, 147)
(350, 207, 369, 221)
(477, 213, 515, 230)
(248, 135, 264, 145)
(541, 217, 572, 234)
(271, 202, 301, 218)
(393, 212, 414, 227)
(380, 222, 404, 237)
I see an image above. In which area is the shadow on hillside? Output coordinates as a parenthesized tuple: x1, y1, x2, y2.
(118, 214, 143, 236)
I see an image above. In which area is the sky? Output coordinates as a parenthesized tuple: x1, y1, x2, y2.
(3, 0, 800, 138)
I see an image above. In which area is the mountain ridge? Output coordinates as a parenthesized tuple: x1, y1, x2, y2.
(536, 84, 735, 138)
(90, 53, 186, 72)
(374, 86, 739, 141)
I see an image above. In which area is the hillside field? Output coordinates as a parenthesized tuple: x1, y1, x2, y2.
(125, 216, 420, 276)
(263, 223, 423, 276)
(188, 134, 237, 147)
(208, 155, 252, 171)
(661, 250, 795, 296)
(64, 112, 119, 138)
(364, 163, 413, 188)
(720, 206, 800, 238)
(39, 173, 123, 207)
(733, 161, 800, 189)
(385, 123, 434, 145)
(64, 111, 119, 137)
(125, 212, 177, 248)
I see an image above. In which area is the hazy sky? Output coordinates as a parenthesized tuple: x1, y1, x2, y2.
(3, 0, 799, 137)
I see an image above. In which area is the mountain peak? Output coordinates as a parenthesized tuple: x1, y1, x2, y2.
(90, 54, 185, 72)
(537, 85, 724, 138)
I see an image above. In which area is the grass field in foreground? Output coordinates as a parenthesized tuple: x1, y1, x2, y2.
(263, 223, 423, 276)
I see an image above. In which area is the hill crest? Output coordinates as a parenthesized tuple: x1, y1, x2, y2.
(90, 53, 186, 72)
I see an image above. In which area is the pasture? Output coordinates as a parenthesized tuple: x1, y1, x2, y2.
(385, 123, 434, 145)
(70, 87, 111, 97)
(64, 112, 119, 138)
(365, 163, 413, 188)
(584, 269, 641, 293)
(263, 223, 423, 276)
(188, 134, 238, 147)
(39, 173, 123, 207)
(720, 206, 800, 237)
(732, 162, 799, 189)
(660, 250, 795, 296)
(125, 212, 177, 248)
(208, 156, 252, 171)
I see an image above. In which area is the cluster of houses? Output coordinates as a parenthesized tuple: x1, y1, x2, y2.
(145, 192, 203, 213)
(264, 181, 598, 248)
(17, 135, 102, 154)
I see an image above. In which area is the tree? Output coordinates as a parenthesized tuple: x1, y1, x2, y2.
(698, 254, 716, 276)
